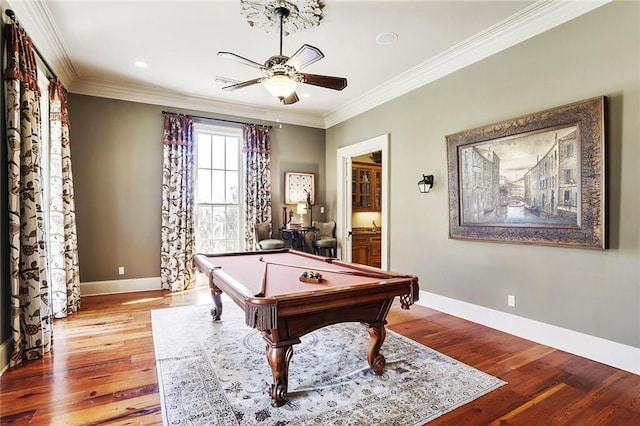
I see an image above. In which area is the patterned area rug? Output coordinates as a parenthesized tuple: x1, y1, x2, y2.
(152, 303, 505, 425)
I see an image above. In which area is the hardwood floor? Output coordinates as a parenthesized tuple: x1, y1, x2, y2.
(1, 284, 638, 425)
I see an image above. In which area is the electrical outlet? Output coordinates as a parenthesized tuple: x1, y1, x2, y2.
(118, 266, 125, 275)
(507, 295, 516, 307)
(320, 206, 325, 213)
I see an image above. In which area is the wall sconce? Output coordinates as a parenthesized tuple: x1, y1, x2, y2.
(418, 174, 434, 193)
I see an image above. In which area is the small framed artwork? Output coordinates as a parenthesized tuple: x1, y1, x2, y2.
(446, 96, 606, 249)
(285, 172, 315, 204)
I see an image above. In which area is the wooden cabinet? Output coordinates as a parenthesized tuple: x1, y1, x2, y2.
(369, 235, 381, 268)
(351, 232, 381, 268)
(352, 162, 382, 212)
(351, 235, 369, 266)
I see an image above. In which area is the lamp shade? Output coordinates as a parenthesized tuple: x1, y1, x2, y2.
(296, 203, 307, 215)
(264, 75, 297, 100)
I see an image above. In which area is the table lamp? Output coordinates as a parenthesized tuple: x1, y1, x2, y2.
(296, 203, 307, 225)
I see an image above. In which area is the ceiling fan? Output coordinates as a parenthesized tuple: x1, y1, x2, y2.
(217, 5, 347, 105)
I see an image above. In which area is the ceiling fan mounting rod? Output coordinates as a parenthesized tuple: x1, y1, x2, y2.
(274, 6, 289, 56)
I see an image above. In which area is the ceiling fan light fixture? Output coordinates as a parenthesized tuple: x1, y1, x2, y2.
(264, 75, 297, 100)
(218, 1, 345, 105)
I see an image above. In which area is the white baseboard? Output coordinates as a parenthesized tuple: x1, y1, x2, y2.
(81, 277, 162, 296)
(6, 285, 635, 376)
(0, 337, 11, 375)
(417, 290, 639, 376)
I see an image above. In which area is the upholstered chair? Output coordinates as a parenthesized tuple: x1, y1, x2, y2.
(255, 222, 285, 250)
(306, 221, 337, 257)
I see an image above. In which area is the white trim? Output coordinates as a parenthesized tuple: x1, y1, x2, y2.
(5, 0, 78, 86)
(336, 134, 389, 269)
(192, 123, 246, 251)
(0, 337, 11, 376)
(69, 79, 326, 129)
(417, 290, 640, 376)
(9, 0, 610, 129)
(5, 284, 635, 376)
(81, 277, 161, 297)
(336, 153, 352, 260)
(323, 0, 612, 127)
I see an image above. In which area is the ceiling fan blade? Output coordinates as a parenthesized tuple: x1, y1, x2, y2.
(285, 44, 324, 71)
(300, 73, 347, 91)
(218, 52, 267, 71)
(215, 76, 240, 85)
(222, 77, 267, 91)
(282, 92, 299, 105)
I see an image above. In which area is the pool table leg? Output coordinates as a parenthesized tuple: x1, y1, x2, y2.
(209, 283, 223, 321)
(366, 324, 387, 374)
(265, 344, 294, 407)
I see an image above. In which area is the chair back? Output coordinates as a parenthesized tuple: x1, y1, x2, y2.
(255, 222, 285, 250)
(309, 221, 337, 257)
(312, 221, 336, 238)
(255, 222, 272, 242)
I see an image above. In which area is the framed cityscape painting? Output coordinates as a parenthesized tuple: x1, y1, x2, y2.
(446, 96, 606, 249)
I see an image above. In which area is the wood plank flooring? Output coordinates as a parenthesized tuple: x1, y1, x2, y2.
(1, 284, 638, 425)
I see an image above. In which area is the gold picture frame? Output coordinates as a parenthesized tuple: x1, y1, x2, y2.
(285, 172, 315, 205)
(446, 96, 606, 249)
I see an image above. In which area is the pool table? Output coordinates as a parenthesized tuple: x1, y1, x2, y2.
(193, 249, 419, 407)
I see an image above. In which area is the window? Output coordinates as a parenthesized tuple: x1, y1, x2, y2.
(563, 169, 573, 184)
(194, 124, 244, 253)
(37, 67, 54, 296)
(37, 70, 50, 210)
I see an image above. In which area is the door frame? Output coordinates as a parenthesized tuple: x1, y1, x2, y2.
(336, 134, 389, 270)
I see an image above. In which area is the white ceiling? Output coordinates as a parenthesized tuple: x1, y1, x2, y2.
(6, 0, 609, 128)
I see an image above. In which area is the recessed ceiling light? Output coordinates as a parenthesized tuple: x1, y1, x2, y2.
(376, 32, 398, 45)
(134, 61, 148, 68)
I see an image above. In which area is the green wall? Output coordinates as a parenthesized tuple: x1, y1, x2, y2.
(68, 94, 326, 282)
(326, 1, 639, 348)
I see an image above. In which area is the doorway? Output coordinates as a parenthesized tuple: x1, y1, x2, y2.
(336, 134, 389, 270)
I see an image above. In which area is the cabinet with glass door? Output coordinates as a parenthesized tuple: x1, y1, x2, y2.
(352, 162, 381, 212)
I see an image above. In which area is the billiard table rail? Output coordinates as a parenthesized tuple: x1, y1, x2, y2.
(194, 250, 419, 331)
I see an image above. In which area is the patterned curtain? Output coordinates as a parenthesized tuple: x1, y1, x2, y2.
(243, 125, 272, 250)
(161, 114, 196, 291)
(4, 20, 51, 366)
(49, 81, 81, 318)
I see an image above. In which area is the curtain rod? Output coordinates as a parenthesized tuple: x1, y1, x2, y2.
(5, 9, 59, 81)
(162, 111, 272, 129)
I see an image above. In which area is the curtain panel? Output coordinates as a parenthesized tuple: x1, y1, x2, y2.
(243, 125, 272, 250)
(4, 20, 51, 366)
(161, 114, 196, 292)
(49, 80, 81, 318)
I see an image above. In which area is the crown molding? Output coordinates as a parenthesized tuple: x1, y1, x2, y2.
(322, 0, 612, 128)
(69, 79, 326, 129)
(8, 0, 610, 130)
